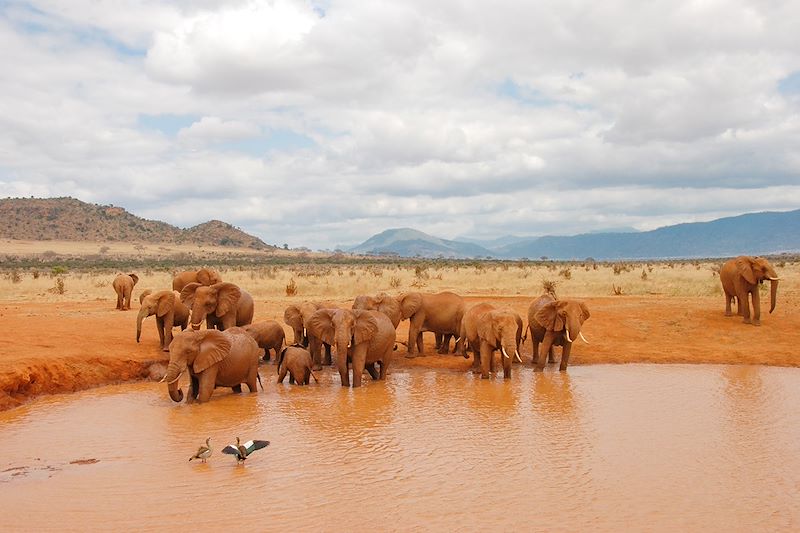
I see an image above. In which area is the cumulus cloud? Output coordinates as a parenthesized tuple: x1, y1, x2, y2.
(0, 0, 799, 248)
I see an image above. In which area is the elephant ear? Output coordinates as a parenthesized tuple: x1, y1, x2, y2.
(534, 301, 564, 331)
(139, 288, 153, 305)
(193, 330, 231, 374)
(308, 309, 336, 346)
(214, 283, 241, 317)
(376, 294, 401, 325)
(579, 302, 591, 324)
(477, 311, 501, 345)
(353, 310, 379, 344)
(156, 291, 175, 317)
(128, 273, 139, 285)
(284, 305, 302, 328)
(398, 292, 423, 320)
(735, 256, 757, 285)
(180, 282, 201, 307)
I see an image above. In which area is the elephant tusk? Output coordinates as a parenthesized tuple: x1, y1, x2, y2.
(579, 332, 589, 344)
(501, 346, 510, 359)
(454, 337, 461, 345)
(767, 277, 781, 281)
(514, 350, 522, 363)
(565, 329, 573, 343)
(161, 371, 183, 385)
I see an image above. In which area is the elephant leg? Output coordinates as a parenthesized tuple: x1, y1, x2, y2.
(537, 333, 556, 371)
(337, 354, 350, 387)
(548, 346, 556, 364)
(406, 316, 424, 358)
(187, 376, 200, 403)
(751, 288, 761, 325)
(737, 288, 752, 324)
(352, 352, 366, 387)
(289, 374, 296, 384)
(434, 332, 442, 350)
(471, 341, 481, 369)
(437, 334, 452, 354)
(163, 314, 175, 351)
(479, 341, 492, 379)
(324, 343, 332, 366)
(417, 332, 424, 354)
(365, 362, 379, 380)
(231, 384, 243, 393)
(116, 292, 123, 310)
(156, 316, 166, 348)
(560, 343, 573, 371)
(198, 374, 215, 402)
(277, 365, 287, 383)
(724, 292, 734, 316)
(503, 350, 512, 379)
(531, 339, 539, 366)
(378, 360, 387, 380)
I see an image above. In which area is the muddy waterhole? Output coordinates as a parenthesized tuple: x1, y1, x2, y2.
(1, 364, 799, 531)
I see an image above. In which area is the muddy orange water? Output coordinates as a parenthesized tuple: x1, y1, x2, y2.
(1, 365, 800, 530)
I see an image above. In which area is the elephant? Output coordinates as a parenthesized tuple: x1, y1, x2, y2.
(139, 289, 153, 305)
(397, 291, 465, 358)
(720, 256, 780, 326)
(112, 273, 139, 310)
(180, 282, 254, 331)
(284, 301, 339, 368)
(307, 308, 395, 387)
(353, 292, 451, 353)
(136, 290, 190, 351)
(472, 307, 522, 379)
(528, 294, 590, 371)
(162, 328, 261, 404)
(172, 268, 222, 292)
(241, 320, 286, 362)
(276, 345, 318, 385)
(460, 303, 523, 370)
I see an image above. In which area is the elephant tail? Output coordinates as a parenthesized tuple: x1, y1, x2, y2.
(310, 370, 319, 383)
(257, 371, 264, 391)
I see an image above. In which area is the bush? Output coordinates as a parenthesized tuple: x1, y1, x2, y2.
(541, 279, 558, 298)
(389, 276, 402, 288)
(285, 278, 298, 296)
(48, 278, 66, 295)
(612, 284, 623, 295)
(558, 268, 572, 280)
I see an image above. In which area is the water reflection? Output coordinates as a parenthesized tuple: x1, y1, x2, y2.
(0, 365, 799, 531)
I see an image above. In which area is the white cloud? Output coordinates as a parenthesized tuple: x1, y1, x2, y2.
(0, 0, 799, 249)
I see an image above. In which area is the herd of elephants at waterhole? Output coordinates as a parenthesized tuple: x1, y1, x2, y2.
(109, 255, 783, 404)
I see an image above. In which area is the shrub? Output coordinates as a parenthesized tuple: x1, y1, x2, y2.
(48, 278, 66, 295)
(558, 268, 572, 280)
(641, 270, 648, 281)
(389, 276, 401, 289)
(612, 284, 623, 295)
(541, 279, 558, 298)
(285, 278, 298, 296)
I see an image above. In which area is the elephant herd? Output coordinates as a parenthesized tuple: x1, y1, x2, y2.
(114, 255, 781, 404)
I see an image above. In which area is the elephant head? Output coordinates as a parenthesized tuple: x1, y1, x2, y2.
(284, 302, 318, 345)
(477, 309, 521, 361)
(534, 300, 590, 345)
(181, 282, 241, 330)
(352, 293, 402, 328)
(137, 290, 178, 342)
(196, 267, 222, 286)
(736, 256, 779, 313)
(397, 292, 423, 320)
(128, 273, 139, 286)
(308, 308, 378, 362)
(162, 329, 231, 402)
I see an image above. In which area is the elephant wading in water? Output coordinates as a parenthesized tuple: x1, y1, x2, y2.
(470, 307, 522, 379)
(241, 321, 286, 362)
(162, 328, 261, 404)
(720, 256, 780, 326)
(172, 268, 222, 292)
(528, 295, 590, 371)
(308, 309, 395, 387)
(181, 282, 254, 331)
(136, 290, 190, 351)
(284, 301, 339, 368)
(276, 345, 318, 385)
(112, 273, 139, 310)
(398, 291, 465, 358)
(460, 303, 523, 371)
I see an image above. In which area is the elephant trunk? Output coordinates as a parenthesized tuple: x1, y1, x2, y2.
(163, 360, 186, 402)
(136, 307, 149, 343)
(769, 279, 778, 314)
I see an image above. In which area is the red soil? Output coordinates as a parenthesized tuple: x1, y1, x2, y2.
(1, 295, 797, 410)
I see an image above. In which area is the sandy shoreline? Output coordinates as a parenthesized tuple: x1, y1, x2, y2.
(1, 295, 797, 410)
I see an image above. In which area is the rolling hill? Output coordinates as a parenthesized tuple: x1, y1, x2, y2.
(348, 228, 493, 258)
(0, 197, 272, 250)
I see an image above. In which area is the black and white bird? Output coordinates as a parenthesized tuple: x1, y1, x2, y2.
(222, 437, 270, 463)
(189, 437, 213, 463)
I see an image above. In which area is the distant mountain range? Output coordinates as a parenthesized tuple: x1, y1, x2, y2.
(349, 209, 800, 259)
(0, 197, 273, 250)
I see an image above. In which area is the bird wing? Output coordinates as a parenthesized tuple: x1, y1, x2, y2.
(243, 440, 270, 454)
(221, 445, 241, 455)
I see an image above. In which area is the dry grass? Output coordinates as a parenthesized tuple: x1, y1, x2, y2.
(2, 259, 798, 304)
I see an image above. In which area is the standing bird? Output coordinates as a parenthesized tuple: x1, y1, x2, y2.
(222, 437, 270, 464)
(189, 437, 212, 463)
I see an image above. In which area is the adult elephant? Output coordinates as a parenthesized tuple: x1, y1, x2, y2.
(460, 303, 523, 370)
(284, 301, 339, 367)
(172, 268, 222, 292)
(180, 282, 254, 331)
(136, 290, 190, 351)
(398, 291, 465, 358)
(162, 328, 261, 404)
(471, 307, 522, 379)
(308, 308, 395, 387)
(241, 320, 285, 362)
(112, 273, 139, 310)
(720, 256, 780, 326)
(529, 294, 590, 372)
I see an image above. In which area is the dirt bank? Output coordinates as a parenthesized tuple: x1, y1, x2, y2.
(1, 295, 797, 410)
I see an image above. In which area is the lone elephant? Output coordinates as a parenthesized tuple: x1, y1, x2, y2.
(308, 308, 394, 387)
(112, 273, 139, 310)
(398, 291, 465, 357)
(172, 268, 222, 292)
(136, 290, 190, 351)
(181, 282, 254, 331)
(720, 256, 780, 326)
(162, 328, 261, 404)
(276, 345, 318, 385)
(242, 320, 286, 362)
(529, 295, 590, 371)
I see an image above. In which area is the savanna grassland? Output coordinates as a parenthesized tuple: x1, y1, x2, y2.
(1, 239, 799, 410)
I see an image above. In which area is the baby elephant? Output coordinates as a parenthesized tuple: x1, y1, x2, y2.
(242, 320, 286, 362)
(277, 346, 318, 385)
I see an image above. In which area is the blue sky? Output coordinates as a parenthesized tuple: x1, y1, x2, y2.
(1, 0, 799, 249)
